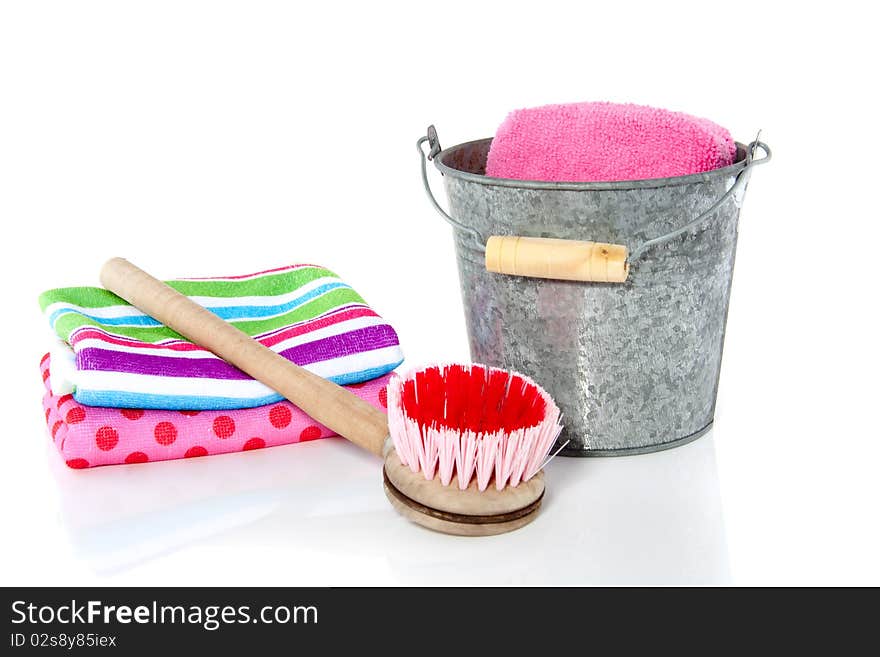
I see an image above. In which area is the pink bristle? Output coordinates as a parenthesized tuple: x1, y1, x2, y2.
(456, 431, 478, 490)
(523, 395, 561, 480)
(494, 431, 512, 490)
(419, 424, 439, 480)
(386, 380, 409, 467)
(437, 428, 456, 486)
(386, 364, 563, 491)
(475, 433, 500, 491)
(508, 429, 533, 488)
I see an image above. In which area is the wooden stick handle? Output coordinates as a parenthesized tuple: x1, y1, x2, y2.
(485, 236, 629, 283)
(99, 258, 390, 456)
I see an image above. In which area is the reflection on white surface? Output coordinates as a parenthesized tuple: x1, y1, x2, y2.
(48, 437, 382, 574)
(50, 431, 729, 584)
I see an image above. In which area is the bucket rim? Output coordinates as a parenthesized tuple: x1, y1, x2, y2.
(433, 137, 750, 191)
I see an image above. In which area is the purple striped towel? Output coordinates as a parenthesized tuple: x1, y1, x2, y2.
(39, 265, 404, 409)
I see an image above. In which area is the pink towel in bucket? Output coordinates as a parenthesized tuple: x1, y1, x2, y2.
(40, 354, 391, 469)
(485, 102, 736, 182)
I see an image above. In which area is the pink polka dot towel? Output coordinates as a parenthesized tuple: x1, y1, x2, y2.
(41, 354, 391, 469)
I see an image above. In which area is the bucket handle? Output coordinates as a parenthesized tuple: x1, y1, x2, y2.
(417, 126, 489, 254)
(418, 125, 771, 283)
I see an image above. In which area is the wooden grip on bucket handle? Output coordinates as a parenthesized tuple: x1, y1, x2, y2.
(485, 236, 629, 283)
(420, 125, 772, 286)
(99, 258, 391, 457)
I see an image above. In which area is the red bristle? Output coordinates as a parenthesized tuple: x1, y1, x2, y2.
(515, 381, 546, 429)
(442, 365, 458, 428)
(511, 383, 532, 429)
(413, 368, 431, 429)
(412, 365, 441, 432)
(402, 377, 418, 421)
(458, 366, 472, 430)
(480, 368, 511, 433)
(426, 366, 446, 430)
(464, 365, 487, 432)
(443, 364, 468, 430)
(500, 374, 528, 433)
(528, 389, 547, 426)
(400, 364, 549, 436)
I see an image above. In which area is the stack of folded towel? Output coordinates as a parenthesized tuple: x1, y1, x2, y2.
(39, 265, 404, 468)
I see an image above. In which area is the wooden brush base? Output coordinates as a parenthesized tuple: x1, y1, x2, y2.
(382, 450, 544, 536)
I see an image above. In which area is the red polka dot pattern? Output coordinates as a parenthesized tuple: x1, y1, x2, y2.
(299, 426, 322, 442)
(378, 386, 388, 408)
(125, 451, 149, 464)
(95, 426, 119, 451)
(40, 355, 390, 469)
(42, 369, 51, 382)
(242, 437, 265, 451)
(269, 405, 292, 429)
(213, 415, 235, 438)
(153, 421, 177, 446)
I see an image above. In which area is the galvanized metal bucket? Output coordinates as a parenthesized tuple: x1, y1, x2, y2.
(418, 125, 770, 456)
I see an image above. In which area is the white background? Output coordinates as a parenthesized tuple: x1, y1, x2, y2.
(1, 1, 877, 586)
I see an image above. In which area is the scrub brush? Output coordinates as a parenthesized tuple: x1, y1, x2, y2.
(387, 364, 561, 491)
(99, 258, 565, 536)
